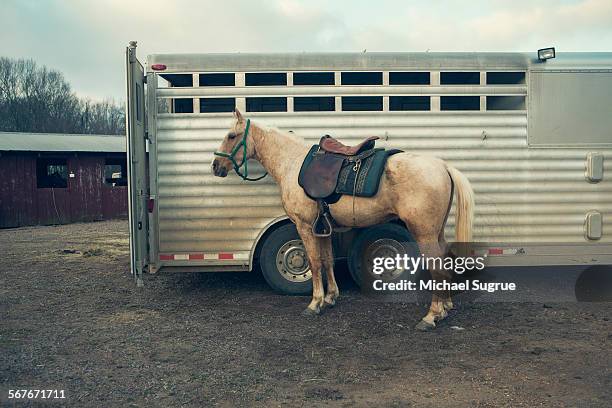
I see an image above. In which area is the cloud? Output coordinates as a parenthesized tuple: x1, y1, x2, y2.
(1, 0, 610, 100)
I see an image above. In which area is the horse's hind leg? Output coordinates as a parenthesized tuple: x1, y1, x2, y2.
(437, 235, 454, 313)
(295, 222, 326, 315)
(320, 237, 339, 307)
(414, 240, 454, 331)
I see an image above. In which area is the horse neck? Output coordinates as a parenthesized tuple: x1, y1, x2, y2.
(250, 124, 308, 183)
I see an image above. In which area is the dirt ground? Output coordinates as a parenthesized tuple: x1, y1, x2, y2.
(1, 221, 610, 407)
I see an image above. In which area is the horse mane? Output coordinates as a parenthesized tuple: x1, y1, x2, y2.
(266, 126, 306, 144)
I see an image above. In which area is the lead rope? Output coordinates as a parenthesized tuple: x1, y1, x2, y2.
(351, 159, 361, 227)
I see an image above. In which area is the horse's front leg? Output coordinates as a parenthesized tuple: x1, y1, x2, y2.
(295, 222, 325, 315)
(320, 237, 339, 307)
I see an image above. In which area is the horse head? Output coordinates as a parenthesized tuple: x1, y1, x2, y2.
(212, 109, 256, 178)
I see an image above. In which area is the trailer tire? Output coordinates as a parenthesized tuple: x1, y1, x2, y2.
(347, 223, 417, 288)
(259, 223, 313, 295)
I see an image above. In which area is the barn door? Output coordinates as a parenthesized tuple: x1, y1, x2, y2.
(125, 42, 148, 286)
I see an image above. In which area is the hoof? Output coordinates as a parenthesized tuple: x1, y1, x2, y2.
(324, 298, 336, 308)
(302, 307, 321, 317)
(415, 320, 436, 331)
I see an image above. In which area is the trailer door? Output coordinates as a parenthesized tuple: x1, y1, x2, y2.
(125, 43, 148, 285)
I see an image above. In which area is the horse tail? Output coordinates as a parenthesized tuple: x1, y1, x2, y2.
(446, 166, 474, 243)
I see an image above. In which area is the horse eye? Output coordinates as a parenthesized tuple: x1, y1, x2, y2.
(228, 132, 237, 140)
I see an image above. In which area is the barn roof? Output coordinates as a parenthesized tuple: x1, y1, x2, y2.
(0, 132, 126, 153)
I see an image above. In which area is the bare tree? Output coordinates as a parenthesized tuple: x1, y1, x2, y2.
(80, 98, 126, 135)
(0, 57, 125, 135)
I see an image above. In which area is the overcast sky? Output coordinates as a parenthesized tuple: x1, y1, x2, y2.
(2, 0, 611, 101)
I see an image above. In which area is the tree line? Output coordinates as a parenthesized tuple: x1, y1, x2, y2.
(0, 57, 125, 135)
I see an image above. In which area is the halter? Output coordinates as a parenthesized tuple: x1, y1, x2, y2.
(213, 119, 268, 181)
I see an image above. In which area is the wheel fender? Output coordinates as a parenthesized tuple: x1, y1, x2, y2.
(249, 215, 291, 270)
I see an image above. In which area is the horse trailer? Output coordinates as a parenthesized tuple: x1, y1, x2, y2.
(125, 42, 611, 291)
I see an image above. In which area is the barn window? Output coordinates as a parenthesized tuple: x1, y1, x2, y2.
(200, 98, 235, 113)
(440, 72, 480, 85)
(104, 158, 127, 186)
(486, 72, 525, 85)
(390, 96, 430, 111)
(160, 74, 193, 87)
(245, 73, 287, 86)
(246, 97, 287, 112)
(199, 73, 235, 86)
(37, 158, 68, 188)
(342, 96, 383, 111)
(293, 72, 335, 85)
(173, 98, 194, 113)
(486, 96, 526, 110)
(389, 72, 430, 85)
(341, 72, 382, 85)
(441, 96, 480, 111)
(294, 97, 335, 111)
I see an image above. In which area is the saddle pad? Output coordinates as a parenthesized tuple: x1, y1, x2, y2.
(336, 148, 402, 197)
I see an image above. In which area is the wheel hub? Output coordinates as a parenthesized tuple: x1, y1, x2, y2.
(276, 240, 311, 282)
(365, 238, 407, 280)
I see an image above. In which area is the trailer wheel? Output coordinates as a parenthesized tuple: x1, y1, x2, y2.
(347, 223, 417, 288)
(575, 265, 612, 302)
(259, 223, 313, 295)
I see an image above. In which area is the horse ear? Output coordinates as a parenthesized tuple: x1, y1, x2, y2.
(234, 108, 244, 123)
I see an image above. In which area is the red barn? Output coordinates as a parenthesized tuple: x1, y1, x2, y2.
(0, 132, 128, 228)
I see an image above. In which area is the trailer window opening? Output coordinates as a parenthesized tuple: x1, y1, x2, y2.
(389, 72, 430, 85)
(486, 72, 525, 85)
(342, 96, 383, 111)
(293, 72, 335, 85)
(294, 97, 335, 112)
(390, 96, 430, 111)
(341, 72, 382, 85)
(440, 72, 480, 85)
(486, 96, 526, 110)
(160, 74, 193, 87)
(246, 97, 287, 112)
(200, 98, 236, 113)
(440, 96, 480, 111)
(37, 158, 68, 188)
(245, 73, 287, 86)
(173, 98, 194, 113)
(199, 73, 235, 86)
(104, 158, 127, 187)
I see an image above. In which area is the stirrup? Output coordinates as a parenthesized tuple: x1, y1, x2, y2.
(312, 200, 334, 237)
(312, 211, 333, 237)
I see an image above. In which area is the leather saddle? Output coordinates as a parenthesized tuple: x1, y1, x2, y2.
(319, 135, 379, 156)
(300, 135, 380, 237)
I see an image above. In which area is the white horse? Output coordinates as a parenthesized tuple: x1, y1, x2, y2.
(213, 109, 474, 330)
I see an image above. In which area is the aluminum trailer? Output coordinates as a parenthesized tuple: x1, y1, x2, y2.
(126, 42, 612, 291)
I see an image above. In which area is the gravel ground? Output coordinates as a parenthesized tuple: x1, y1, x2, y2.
(1, 220, 610, 407)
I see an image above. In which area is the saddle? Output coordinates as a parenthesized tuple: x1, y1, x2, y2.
(320, 135, 379, 156)
(298, 135, 401, 237)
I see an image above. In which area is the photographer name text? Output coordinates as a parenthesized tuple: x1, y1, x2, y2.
(373, 279, 516, 293)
